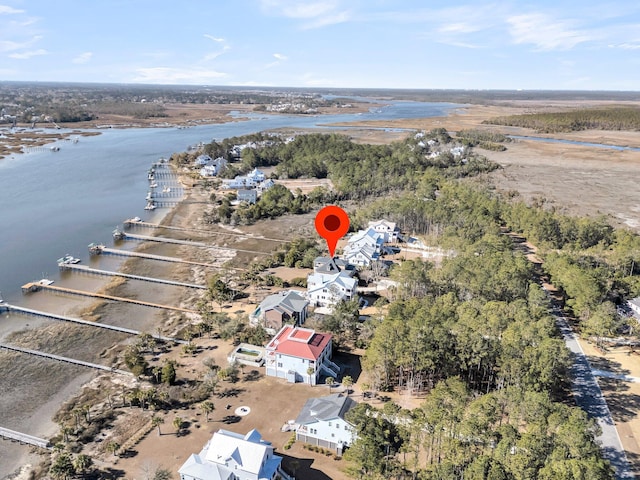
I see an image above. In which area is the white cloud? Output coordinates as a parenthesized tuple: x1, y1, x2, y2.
(8, 48, 46, 59)
(204, 34, 225, 43)
(132, 67, 227, 84)
(266, 52, 289, 68)
(609, 42, 640, 50)
(259, 0, 351, 28)
(0, 35, 43, 53)
(73, 52, 93, 64)
(202, 45, 231, 62)
(0, 5, 24, 14)
(507, 13, 593, 51)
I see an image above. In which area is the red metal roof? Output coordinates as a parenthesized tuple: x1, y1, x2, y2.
(266, 325, 331, 361)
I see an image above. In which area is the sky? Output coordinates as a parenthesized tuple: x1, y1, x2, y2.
(1, 0, 639, 90)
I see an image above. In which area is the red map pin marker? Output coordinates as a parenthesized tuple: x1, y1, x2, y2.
(315, 205, 350, 258)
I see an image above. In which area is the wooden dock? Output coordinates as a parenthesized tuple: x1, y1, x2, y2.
(122, 232, 269, 256)
(3, 303, 187, 344)
(21, 281, 197, 314)
(90, 245, 240, 269)
(0, 343, 132, 376)
(123, 219, 289, 243)
(59, 263, 206, 290)
(0, 426, 51, 450)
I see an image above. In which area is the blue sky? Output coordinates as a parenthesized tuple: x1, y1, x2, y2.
(1, 0, 639, 90)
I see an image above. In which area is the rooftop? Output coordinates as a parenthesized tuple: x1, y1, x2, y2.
(266, 325, 331, 361)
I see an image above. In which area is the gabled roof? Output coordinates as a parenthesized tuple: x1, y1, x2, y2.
(259, 290, 308, 316)
(203, 428, 271, 475)
(265, 325, 331, 361)
(348, 228, 384, 247)
(178, 454, 233, 480)
(368, 219, 399, 231)
(296, 394, 357, 425)
(307, 271, 357, 295)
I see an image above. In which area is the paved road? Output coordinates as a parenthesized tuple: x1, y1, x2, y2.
(554, 307, 634, 479)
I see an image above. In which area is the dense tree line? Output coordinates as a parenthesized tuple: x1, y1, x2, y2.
(484, 107, 640, 133)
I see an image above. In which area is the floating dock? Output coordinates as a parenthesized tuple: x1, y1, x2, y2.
(0, 426, 51, 450)
(0, 343, 132, 376)
(21, 281, 197, 314)
(59, 263, 206, 290)
(2, 303, 187, 345)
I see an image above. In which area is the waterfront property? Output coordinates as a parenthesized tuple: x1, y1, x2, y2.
(295, 393, 357, 454)
(307, 257, 357, 309)
(178, 429, 290, 480)
(265, 325, 339, 385)
(249, 290, 309, 334)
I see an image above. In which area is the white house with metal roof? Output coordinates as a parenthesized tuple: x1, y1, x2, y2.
(367, 219, 400, 243)
(295, 394, 357, 454)
(178, 428, 290, 480)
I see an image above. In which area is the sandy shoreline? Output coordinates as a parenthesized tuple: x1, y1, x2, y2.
(2, 100, 639, 478)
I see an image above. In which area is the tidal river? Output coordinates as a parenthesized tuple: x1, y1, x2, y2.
(0, 100, 457, 477)
(0, 101, 457, 301)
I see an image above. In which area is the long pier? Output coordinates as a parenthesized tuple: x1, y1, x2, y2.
(90, 245, 240, 269)
(124, 219, 289, 243)
(122, 232, 269, 256)
(59, 263, 206, 290)
(3, 303, 187, 344)
(0, 427, 51, 450)
(21, 282, 197, 314)
(0, 343, 132, 376)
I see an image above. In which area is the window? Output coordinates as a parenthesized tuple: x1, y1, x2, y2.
(331, 433, 335, 438)
(328, 422, 332, 427)
(336, 424, 340, 429)
(277, 362, 282, 367)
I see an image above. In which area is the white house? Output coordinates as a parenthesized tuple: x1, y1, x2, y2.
(307, 271, 357, 308)
(178, 429, 290, 480)
(342, 228, 384, 268)
(265, 325, 339, 385)
(367, 219, 400, 243)
(250, 290, 309, 334)
(307, 257, 357, 309)
(195, 154, 212, 166)
(295, 394, 357, 454)
(222, 169, 269, 190)
(628, 297, 640, 320)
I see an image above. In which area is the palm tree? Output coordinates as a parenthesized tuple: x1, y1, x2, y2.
(49, 452, 74, 480)
(173, 416, 184, 436)
(325, 376, 335, 392)
(81, 404, 91, 423)
(59, 423, 73, 443)
(306, 366, 315, 385)
(200, 400, 215, 422)
(73, 454, 93, 479)
(151, 415, 165, 436)
(106, 441, 120, 458)
(342, 375, 354, 395)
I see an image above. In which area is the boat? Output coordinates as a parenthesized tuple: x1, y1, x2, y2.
(149, 182, 158, 188)
(162, 186, 171, 193)
(57, 254, 81, 265)
(112, 228, 126, 240)
(144, 201, 156, 211)
(88, 243, 105, 255)
(146, 191, 153, 200)
(50, 146, 60, 152)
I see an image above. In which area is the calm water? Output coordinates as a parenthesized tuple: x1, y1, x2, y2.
(508, 134, 640, 151)
(0, 101, 458, 302)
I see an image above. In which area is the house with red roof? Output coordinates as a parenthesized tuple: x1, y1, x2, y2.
(264, 325, 340, 385)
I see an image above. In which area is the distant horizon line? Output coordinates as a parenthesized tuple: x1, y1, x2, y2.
(1, 80, 639, 94)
